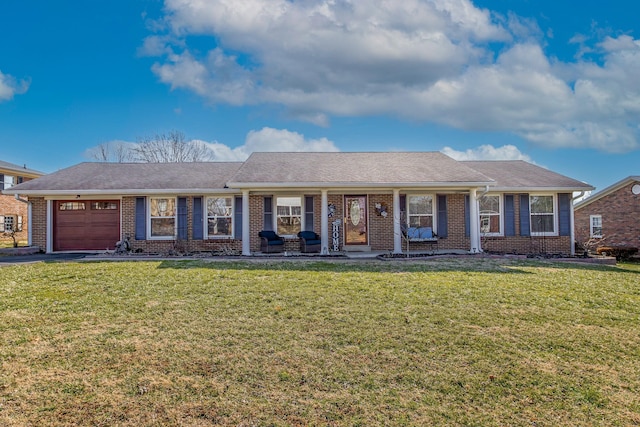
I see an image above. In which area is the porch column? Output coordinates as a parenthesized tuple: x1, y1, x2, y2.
(469, 188, 481, 253)
(393, 189, 402, 254)
(242, 190, 251, 256)
(321, 190, 329, 254)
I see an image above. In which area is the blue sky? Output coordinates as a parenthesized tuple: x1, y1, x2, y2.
(1, 0, 638, 193)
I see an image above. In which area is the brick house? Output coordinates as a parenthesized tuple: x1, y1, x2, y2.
(3, 152, 592, 255)
(574, 176, 640, 250)
(0, 160, 44, 245)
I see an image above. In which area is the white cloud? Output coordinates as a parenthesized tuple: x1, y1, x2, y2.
(0, 70, 30, 101)
(441, 144, 533, 162)
(146, 0, 640, 152)
(85, 128, 339, 162)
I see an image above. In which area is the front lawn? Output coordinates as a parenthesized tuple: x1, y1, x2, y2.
(1, 258, 639, 426)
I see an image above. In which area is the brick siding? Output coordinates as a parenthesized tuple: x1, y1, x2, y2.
(575, 182, 640, 249)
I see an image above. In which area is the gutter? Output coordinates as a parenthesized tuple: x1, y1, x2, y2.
(569, 191, 586, 257)
(14, 194, 32, 246)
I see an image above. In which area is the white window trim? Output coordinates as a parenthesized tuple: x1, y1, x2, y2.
(205, 196, 234, 240)
(406, 194, 437, 235)
(530, 193, 558, 237)
(590, 214, 603, 238)
(274, 195, 304, 238)
(479, 194, 503, 237)
(147, 196, 177, 240)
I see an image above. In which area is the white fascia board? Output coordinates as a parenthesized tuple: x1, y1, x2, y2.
(491, 186, 595, 193)
(227, 181, 495, 190)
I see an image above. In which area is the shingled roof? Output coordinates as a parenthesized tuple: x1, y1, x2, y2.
(4, 162, 243, 195)
(462, 161, 593, 191)
(228, 152, 494, 188)
(0, 159, 44, 177)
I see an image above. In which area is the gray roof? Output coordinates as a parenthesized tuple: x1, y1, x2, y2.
(4, 162, 243, 195)
(463, 161, 593, 191)
(0, 159, 44, 177)
(228, 152, 494, 188)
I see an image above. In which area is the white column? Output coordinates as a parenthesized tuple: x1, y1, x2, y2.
(27, 201, 32, 247)
(393, 189, 402, 254)
(46, 199, 53, 253)
(321, 190, 329, 254)
(242, 190, 251, 256)
(469, 188, 482, 253)
(570, 195, 576, 257)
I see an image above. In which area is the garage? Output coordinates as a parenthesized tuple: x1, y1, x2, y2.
(53, 200, 120, 251)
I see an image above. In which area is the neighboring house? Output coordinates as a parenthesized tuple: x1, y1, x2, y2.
(574, 176, 640, 250)
(3, 152, 593, 255)
(0, 160, 44, 245)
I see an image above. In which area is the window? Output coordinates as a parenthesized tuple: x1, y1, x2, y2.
(590, 215, 602, 238)
(2, 175, 14, 189)
(0, 215, 21, 232)
(59, 202, 86, 210)
(530, 195, 556, 235)
(91, 202, 118, 210)
(479, 195, 502, 235)
(407, 195, 434, 228)
(149, 197, 176, 238)
(276, 196, 302, 236)
(206, 197, 233, 238)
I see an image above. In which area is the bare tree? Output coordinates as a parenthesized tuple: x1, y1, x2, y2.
(131, 131, 212, 163)
(86, 141, 133, 162)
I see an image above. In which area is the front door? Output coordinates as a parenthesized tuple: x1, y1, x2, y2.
(344, 195, 368, 246)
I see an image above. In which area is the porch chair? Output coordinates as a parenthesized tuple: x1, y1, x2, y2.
(258, 230, 285, 253)
(297, 231, 321, 253)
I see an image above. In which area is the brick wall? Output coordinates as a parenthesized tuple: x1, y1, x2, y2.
(575, 182, 640, 249)
(0, 194, 30, 243)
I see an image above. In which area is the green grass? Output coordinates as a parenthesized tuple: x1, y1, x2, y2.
(1, 258, 639, 426)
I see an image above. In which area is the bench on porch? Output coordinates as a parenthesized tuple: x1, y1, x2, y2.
(405, 226, 438, 242)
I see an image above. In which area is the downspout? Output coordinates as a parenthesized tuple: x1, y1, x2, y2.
(570, 191, 586, 257)
(14, 194, 32, 246)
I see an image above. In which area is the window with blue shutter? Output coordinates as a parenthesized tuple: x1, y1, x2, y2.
(177, 197, 188, 240)
(558, 193, 571, 236)
(263, 196, 273, 231)
(519, 194, 531, 236)
(192, 197, 203, 240)
(437, 195, 448, 238)
(305, 196, 314, 231)
(135, 197, 146, 240)
(504, 195, 515, 236)
(234, 196, 243, 238)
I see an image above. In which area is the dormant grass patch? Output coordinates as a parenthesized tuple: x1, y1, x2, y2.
(1, 258, 639, 426)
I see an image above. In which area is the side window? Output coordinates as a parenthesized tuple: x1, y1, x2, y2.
(590, 215, 602, 238)
(149, 197, 176, 238)
(479, 195, 502, 235)
(530, 195, 556, 235)
(206, 197, 233, 238)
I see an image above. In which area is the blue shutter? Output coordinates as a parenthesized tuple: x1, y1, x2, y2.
(437, 195, 448, 238)
(504, 195, 515, 237)
(192, 197, 203, 240)
(177, 197, 188, 240)
(464, 195, 470, 237)
(135, 197, 146, 240)
(558, 193, 571, 236)
(519, 194, 530, 236)
(305, 196, 314, 231)
(234, 196, 243, 238)
(263, 196, 273, 231)
(399, 194, 406, 223)
(0, 174, 4, 191)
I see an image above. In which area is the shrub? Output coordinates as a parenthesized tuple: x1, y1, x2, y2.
(596, 246, 638, 260)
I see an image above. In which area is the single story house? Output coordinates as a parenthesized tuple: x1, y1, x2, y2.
(0, 160, 45, 243)
(2, 152, 593, 256)
(574, 176, 640, 250)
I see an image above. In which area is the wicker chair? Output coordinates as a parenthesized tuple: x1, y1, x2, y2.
(258, 230, 285, 253)
(297, 231, 321, 253)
